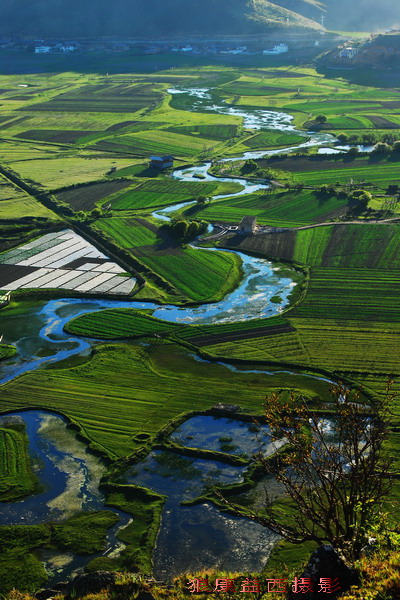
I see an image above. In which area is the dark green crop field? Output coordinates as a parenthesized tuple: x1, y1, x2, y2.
(291, 267, 400, 322)
(260, 155, 400, 189)
(166, 124, 239, 140)
(66, 309, 291, 345)
(94, 129, 219, 157)
(66, 308, 182, 339)
(0, 425, 39, 501)
(96, 217, 160, 248)
(96, 216, 160, 248)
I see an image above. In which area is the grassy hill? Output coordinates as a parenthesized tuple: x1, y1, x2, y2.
(0, 0, 323, 38)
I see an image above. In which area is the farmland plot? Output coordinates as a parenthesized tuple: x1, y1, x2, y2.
(0, 229, 136, 295)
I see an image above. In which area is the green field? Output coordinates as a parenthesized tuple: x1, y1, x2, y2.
(94, 129, 220, 157)
(0, 424, 40, 501)
(56, 180, 134, 211)
(0, 343, 333, 459)
(260, 154, 400, 189)
(0, 62, 400, 590)
(108, 178, 218, 210)
(242, 130, 306, 148)
(0, 173, 59, 220)
(181, 189, 350, 227)
(95, 216, 242, 303)
(66, 308, 183, 339)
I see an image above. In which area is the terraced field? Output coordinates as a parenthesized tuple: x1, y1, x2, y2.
(0, 64, 400, 588)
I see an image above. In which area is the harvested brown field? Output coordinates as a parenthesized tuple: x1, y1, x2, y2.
(56, 180, 134, 211)
(0, 116, 32, 130)
(188, 322, 295, 346)
(366, 116, 400, 129)
(15, 130, 101, 143)
(106, 121, 138, 131)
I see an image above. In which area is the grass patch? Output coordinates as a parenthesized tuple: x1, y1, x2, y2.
(0, 344, 16, 361)
(52, 510, 120, 554)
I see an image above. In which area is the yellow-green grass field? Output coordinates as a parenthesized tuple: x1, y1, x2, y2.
(0, 174, 59, 219)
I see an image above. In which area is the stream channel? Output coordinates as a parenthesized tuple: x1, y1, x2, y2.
(0, 87, 358, 581)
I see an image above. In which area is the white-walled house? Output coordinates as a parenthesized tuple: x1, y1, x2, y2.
(34, 46, 52, 53)
(263, 43, 289, 55)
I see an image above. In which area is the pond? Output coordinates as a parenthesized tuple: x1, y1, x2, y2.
(119, 449, 279, 579)
(170, 415, 282, 457)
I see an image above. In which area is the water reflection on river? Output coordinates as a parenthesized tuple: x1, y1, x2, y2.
(119, 449, 279, 579)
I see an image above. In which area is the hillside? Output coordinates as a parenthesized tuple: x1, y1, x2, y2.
(0, 0, 323, 38)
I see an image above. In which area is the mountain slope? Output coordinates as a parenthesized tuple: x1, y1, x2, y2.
(0, 0, 398, 39)
(1, 0, 322, 38)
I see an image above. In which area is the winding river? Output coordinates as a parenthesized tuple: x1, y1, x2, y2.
(0, 87, 352, 582)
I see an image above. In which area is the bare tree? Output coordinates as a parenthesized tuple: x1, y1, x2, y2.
(220, 383, 396, 563)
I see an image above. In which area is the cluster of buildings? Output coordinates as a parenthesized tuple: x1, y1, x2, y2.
(30, 40, 291, 57)
(34, 41, 79, 53)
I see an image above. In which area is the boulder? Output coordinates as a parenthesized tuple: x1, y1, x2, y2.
(288, 544, 359, 599)
(65, 571, 117, 598)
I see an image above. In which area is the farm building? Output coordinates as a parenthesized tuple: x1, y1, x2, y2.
(150, 155, 174, 169)
(339, 46, 358, 59)
(239, 216, 257, 234)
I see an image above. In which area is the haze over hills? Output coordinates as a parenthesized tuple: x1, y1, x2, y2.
(0, 0, 399, 39)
